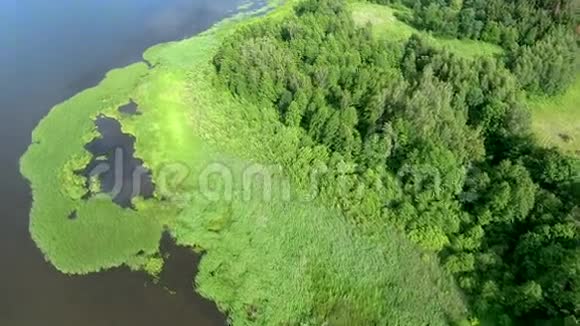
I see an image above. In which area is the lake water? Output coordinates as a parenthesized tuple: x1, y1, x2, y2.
(0, 0, 250, 324)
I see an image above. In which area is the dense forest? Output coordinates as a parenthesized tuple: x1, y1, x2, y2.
(213, 0, 580, 324)
(408, 0, 579, 95)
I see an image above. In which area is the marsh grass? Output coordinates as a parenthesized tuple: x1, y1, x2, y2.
(20, 64, 171, 274)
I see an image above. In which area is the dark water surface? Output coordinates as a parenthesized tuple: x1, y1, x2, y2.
(82, 116, 156, 208)
(0, 0, 249, 324)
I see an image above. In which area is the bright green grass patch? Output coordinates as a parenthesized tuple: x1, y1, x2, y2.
(20, 63, 173, 274)
(21, 1, 468, 324)
(530, 75, 580, 156)
(351, 2, 504, 59)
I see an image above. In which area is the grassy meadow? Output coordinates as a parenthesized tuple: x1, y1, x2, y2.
(351, 2, 504, 59)
(530, 75, 580, 156)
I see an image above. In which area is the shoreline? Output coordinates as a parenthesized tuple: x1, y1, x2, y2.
(20, 1, 471, 324)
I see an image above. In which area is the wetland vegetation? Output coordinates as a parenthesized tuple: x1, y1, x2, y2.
(21, 0, 580, 324)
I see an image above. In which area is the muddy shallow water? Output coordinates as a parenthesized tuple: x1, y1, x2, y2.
(0, 0, 253, 324)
